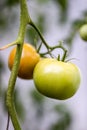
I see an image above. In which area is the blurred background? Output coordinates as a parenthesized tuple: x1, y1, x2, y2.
(0, 0, 87, 130)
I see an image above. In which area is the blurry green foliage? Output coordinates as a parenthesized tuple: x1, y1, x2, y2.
(0, 17, 6, 30)
(0, 0, 19, 30)
(30, 90, 72, 130)
(37, 0, 49, 4)
(64, 10, 87, 47)
(49, 104, 72, 130)
(0, 58, 6, 97)
(0, 16, 6, 28)
(6, 0, 19, 6)
(57, 0, 67, 11)
(30, 89, 44, 104)
(55, 0, 68, 23)
(14, 88, 25, 121)
(30, 89, 45, 119)
(0, 58, 5, 74)
(37, 0, 68, 23)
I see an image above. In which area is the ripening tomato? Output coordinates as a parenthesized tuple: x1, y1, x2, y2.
(33, 58, 81, 100)
(79, 24, 87, 41)
(8, 43, 40, 79)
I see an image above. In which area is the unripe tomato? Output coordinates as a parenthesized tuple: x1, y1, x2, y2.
(79, 24, 87, 41)
(8, 43, 40, 79)
(33, 58, 81, 100)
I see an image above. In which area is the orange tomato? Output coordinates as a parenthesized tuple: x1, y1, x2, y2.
(8, 43, 40, 79)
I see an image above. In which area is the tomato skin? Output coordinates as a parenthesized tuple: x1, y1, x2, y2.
(79, 24, 87, 41)
(8, 43, 40, 79)
(33, 58, 81, 100)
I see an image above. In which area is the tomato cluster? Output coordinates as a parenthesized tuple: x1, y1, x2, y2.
(8, 43, 81, 100)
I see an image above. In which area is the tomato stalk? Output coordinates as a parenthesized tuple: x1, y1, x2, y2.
(30, 21, 50, 49)
(29, 21, 67, 61)
(29, 21, 55, 57)
(6, 0, 29, 130)
(39, 44, 67, 61)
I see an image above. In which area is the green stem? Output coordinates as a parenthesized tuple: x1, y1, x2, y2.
(6, 43, 23, 130)
(0, 41, 19, 50)
(61, 49, 67, 61)
(30, 21, 49, 49)
(50, 44, 67, 61)
(29, 21, 67, 60)
(6, 0, 29, 130)
(39, 42, 67, 60)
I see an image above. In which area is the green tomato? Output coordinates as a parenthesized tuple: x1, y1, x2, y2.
(33, 58, 81, 100)
(79, 24, 87, 41)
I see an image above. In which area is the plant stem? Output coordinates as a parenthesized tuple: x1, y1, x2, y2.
(6, 0, 29, 130)
(0, 41, 19, 50)
(30, 21, 49, 49)
(39, 41, 67, 60)
(29, 21, 67, 60)
(61, 49, 67, 61)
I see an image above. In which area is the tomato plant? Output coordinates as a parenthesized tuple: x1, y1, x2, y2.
(8, 43, 40, 79)
(0, 0, 82, 129)
(79, 24, 87, 41)
(33, 58, 81, 100)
